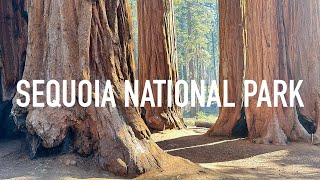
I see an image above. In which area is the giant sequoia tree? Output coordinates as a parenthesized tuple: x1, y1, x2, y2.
(208, 0, 319, 144)
(10, 0, 194, 176)
(207, 0, 245, 138)
(137, 0, 185, 130)
(286, 0, 320, 143)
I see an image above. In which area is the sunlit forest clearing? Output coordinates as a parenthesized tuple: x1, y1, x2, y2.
(0, 0, 320, 179)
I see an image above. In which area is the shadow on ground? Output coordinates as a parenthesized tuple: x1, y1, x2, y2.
(155, 129, 320, 179)
(157, 134, 284, 163)
(2, 128, 320, 179)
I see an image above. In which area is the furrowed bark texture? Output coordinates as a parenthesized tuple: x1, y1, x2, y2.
(286, 0, 320, 143)
(209, 0, 319, 144)
(207, 0, 245, 137)
(11, 0, 192, 176)
(138, 0, 185, 130)
(243, 0, 309, 144)
(0, 0, 27, 101)
(0, 0, 28, 138)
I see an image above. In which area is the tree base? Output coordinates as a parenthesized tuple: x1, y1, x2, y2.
(208, 109, 311, 145)
(15, 105, 191, 177)
(144, 110, 185, 131)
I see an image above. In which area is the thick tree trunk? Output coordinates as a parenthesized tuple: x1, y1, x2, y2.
(207, 0, 245, 137)
(137, 0, 185, 131)
(243, 0, 309, 144)
(0, 0, 28, 138)
(285, 0, 320, 143)
(208, 0, 317, 144)
(11, 0, 193, 176)
(0, 0, 27, 101)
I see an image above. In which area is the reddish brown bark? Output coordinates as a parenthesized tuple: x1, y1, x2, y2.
(11, 0, 193, 176)
(208, 0, 319, 144)
(243, 0, 309, 144)
(137, 0, 185, 130)
(0, 0, 28, 138)
(0, 0, 28, 101)
(285, 0, 320, 143)
(207, 0, 245, 137)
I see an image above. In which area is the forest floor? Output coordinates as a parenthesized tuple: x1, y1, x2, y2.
(1, 127, 320, 179)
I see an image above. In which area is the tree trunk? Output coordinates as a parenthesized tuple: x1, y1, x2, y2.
(207, 0, 245, 137)
(0, 0, 28, 138)
(285, 0, 320, 143)
(11, 0, 192, 176)
(183, 65, 187, 80)
(0, 0, 27, 101)
(243, 0, 309, 144)
(195, 58, 200, 114)
(208, 0, 316, 144)
(211, 31, 217, 81)
(137, 0, 185, 131)
(187, 2, 196, 117)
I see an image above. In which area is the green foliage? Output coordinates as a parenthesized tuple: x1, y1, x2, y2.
(184, 111, 218, 127)
(196, 111, 208, 119)
(196, 112, 218, 123)
(174, 0, 219, 67)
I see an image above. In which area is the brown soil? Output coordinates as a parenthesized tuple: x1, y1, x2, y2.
(1, 128, 320, 179)
(0, 140, 119, 180)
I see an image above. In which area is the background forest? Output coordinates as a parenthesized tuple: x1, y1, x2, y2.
(130, 0, 220, 120)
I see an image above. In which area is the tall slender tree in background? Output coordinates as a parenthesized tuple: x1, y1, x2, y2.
(187, 1, 196, 117)
(210, 0, 219, 84)
(0, 0, 28, 138)
(209, 0, 320, 144)
(137, 0, 185, 130)
(10, 0, 194, 176)
(129, 0, 139, 75)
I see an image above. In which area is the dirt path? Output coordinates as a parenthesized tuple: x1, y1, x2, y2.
(1, 128, 320, 179)
(154, 128, 320, 179)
